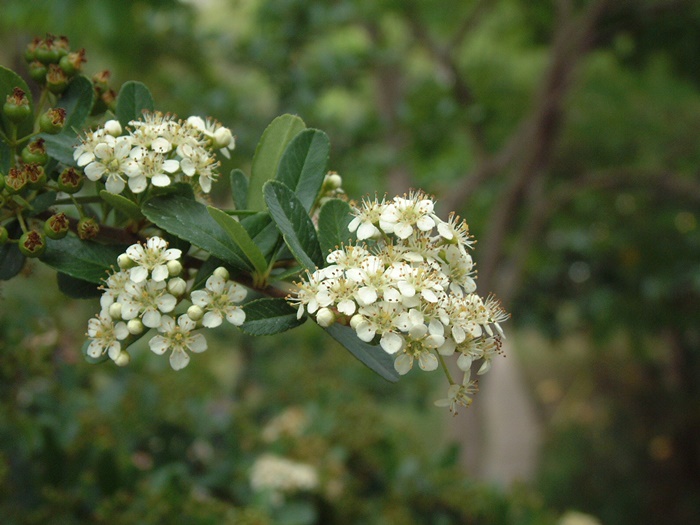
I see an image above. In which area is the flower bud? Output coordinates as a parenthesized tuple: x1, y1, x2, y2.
(21, 138, 48, 166)
(3, 87, 32, 124)
(39, 107, 67, 134)
(117, 253, 135, 269)
(18, 230, 46, 258)
(5, 167, 28, 194)
(77, 217, 99, 240)
(166, 260, 182, 276)
(213, 126, 234, 149)
(46, 64, 69, 94)
(127, 319, 144, 335)
(350, 314, 364, 331)
(324, 172, 342, 190)
(114, 351, 131, 367)
(316, 307, 335, 327)
(24, 164, 46, 189)
(167, 277, 187, 296)
(108, 302, 123, 320)
(213, 266, 229, 280)
(43, 212, 70, 240)
(28, 61, 48, 84)
(104, 119, 122, 137)
(0, 226, 8, 244)
(57, 167, 84, 194)
(58, 48, 86, 76)
(187, 305, 204, 321)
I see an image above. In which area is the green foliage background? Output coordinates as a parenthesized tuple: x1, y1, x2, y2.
(2, 0, 700, 523)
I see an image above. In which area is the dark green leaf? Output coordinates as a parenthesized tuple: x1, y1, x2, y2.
(27, 191, 57, 217)
(207, 206, 269, 276)
(40, 235, 126, 284)
(241, 212, 281, 260)
(0, 65, 33, 139)
(58, 75, 94, 133)
(115, 81, 155, 128)
(99, 190, 144, 220)
(317, 199, 354, 256)
(41, 132, 80, 165)
(276, 129, 330, 211)
(325, 324, 400, 382)
(142, 194, 252, 271)
(264, 180, 323, 271)
(0, 140, 10, 173)
(0, 222, 25, 280)
(240, 298, 305, 335)
(230, 168, 248, 210)
(57, 272, 101, 299)
(248, 114, 305, 211)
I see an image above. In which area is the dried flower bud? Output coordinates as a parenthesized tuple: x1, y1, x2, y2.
(28, 61, 48, 84)
(46, 64, 69, 94)
(44, 212, 70, 240)
(24, 164, 46, 189)
(19, 230, 46, 258)
(39, 107, 67, 134)
(21, 138, 48, 166)
(77, 217, 99, 240)
(57, 167, 84, 194)
(59, 48, 86, 76)
(3, 87, 32, 123)
(5, 166, 28, 194)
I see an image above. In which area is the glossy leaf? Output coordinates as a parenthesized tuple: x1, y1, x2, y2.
(207, 206, 269, 276)
(142, 194, 251, 271)
(248, 114, 305, 211)
(230, 168, 248, 210)
(264, 180, 323, 271)
(240, 298, 305, 335)
(100, 190, 144, 220)
(115, 81, 155, 128)
(42, 132, 80, 165)
(276, 128, 330, 211)
(325, 324, 400, 383)
(57, 272, 101, 299)
(40, 235, 126, 284)
(317, 198, 355, 257)
(58, 75, 94, 133)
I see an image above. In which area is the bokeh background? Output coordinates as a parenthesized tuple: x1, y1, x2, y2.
(1, 1, 700, 524)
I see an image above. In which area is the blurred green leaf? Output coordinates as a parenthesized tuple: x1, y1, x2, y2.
(325, 324, 400, 382)
(0, 222, 25, 280)
(207, 206, 268, 276)
(100, 190, 144, 220)
(41, 132, 80, 165)
(276, 128, 330, 211)
(317, 198, 354, 256)
(58, 75, 95, 133)
(40, 235, 126, 283)
(57, 271, 101, 298)
(142, 194, 252, 271)
(115, 81, 155, 128)
(230, 168, 248, 210)
(264, 180, 322, 271)
(240, 298, 305, 335)
(248, 114, 306, 211)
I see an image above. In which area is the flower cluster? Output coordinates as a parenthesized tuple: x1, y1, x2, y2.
(86, 236, 247, 370)
(74, 112, 234, 195)
(250, 453, 319, 504)
(290, 191, 509, 413)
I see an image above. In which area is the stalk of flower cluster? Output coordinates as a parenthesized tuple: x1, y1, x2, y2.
(289, 191, 509, 413)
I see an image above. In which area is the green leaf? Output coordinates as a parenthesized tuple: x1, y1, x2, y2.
(0, 222, 25, 280)
(248, 114, 305, 211)
(317, 199, 354, 256)
(0, 65, 33, 139)
(230, 168, 248, 210)
(99, 190, 144, 220)
(57, 272, 101, 299)
(264, 180, 323, 271)
(324, 324, 400, 382)
(115, 81, 155, 128)
(207, 206, 268, 276)
(58, 75, 95, 133)
(241, 212, 281, 260)
(0, 139, 11, 173)
(240, 298, 305, 335)
(276, 129, 330, 211)
(142, 194, 252, 271)
(27, 191, 57, 217)
(41, 132, 80, 165)
(40, 235, 126, 284)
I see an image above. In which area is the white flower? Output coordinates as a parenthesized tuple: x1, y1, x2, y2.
(125, 236, 182, 283)
(178, 142, 219, 192)
(84, 135, 135, 194)
(149, 314, 207, 370)
(379, 192, 436, 239)
(119, 279, 177, 328)
(250, 454, 318, 494)
(434, 372, 479, 414)
(86, 312, 129, 361)
(348, 197, 385, 240)
(190, 272, 247, 327)
(99, 268, 131, 310)
(74, 128, 107, 167)
(186, 115, 235, 159)
(126, 148, 180, 190)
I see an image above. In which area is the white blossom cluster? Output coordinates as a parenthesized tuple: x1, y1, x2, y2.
(85, 236, 247, 370)
(290, 191, 509, 413)
(250, 453, 319, 503)
(74, 112, 235, 195)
